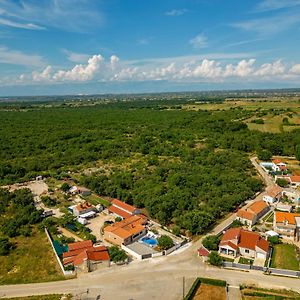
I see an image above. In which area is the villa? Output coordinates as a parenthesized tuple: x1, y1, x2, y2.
(104, 215, 147, 246)
(236, 200, 270, 226)
(273, 211, 300, 241)
(63, 240, 110, 272)
(219, 228, 269, 259)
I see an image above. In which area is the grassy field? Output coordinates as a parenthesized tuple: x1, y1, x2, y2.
(5, 295, 71, 300)
(0, 229, 65, 284)
(193, 283, 226, 300)
(270, 244, 299, 271)
(241, 286, 300, 299)
(84, 194, 111, 207)
(183, 99, 300, 111)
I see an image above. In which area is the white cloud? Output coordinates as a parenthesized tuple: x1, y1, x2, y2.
(232, 12, 300, 36)
(0, 0, 104, 32)
(53, 55, 103, 81)
(32, 66, 52, 81)
(256, 0, 300, 12)
(0, 46, 45, 67)
(189, 34, 208, 49)
(62, 49, 91, 63)
(0, 17, 44, 30)
(254, 60, 285, 76)
(11, 53, 300, 86)
(110, 55, 119, 70)
(165, 9, 187, 16)
(289, 64, 300, 74)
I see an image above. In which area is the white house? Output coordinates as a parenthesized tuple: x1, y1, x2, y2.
(263, 185, 282, 204)
(219, 228, 269, 259)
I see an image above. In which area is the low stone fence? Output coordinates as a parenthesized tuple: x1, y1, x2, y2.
(45, 228, 75, 277)
(223, 261, 299, 278)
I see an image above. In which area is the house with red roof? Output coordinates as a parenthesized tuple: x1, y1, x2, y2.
(73, 202, 96, 219)
(108, 199, 141, 219)
(287, 176, 300, 188)
(63, 240, 110, 272)
(236, 200, 270, 226)
(104, 215, 147, 246)
(219, 228, 269, 259)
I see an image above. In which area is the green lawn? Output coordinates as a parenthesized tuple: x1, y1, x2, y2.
(262, 212, 274, 223)
(0, 229, 65, 284)
(84, 194, 111, 207)
(270, 244, 299, 271)
(238, 257, 253, 265)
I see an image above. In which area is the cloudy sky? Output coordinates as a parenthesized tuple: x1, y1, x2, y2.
(1, 0, 300, 96)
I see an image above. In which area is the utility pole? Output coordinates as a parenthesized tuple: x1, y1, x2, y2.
(182, 276, 185, 299)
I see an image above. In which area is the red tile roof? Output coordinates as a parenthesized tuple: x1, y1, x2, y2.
(220, 228, 269, 253)
(272, 159, 283, 165)
(275, 211, 300, 225)
(248, 200, 269, 215)
(289, 176, 300, 183)
(104, 215, 146, 239)
(198, 247, 210, 257)
(68, 240, 93, 252)
(108, 205, 132, 219)
(236, 209, 256, 221)
(221, 228, 241, 242)
(63, 243, 109, 266)
(111, 199, 137, 213)
(75, 202, 94, 212)
(256, 238, 269, 252)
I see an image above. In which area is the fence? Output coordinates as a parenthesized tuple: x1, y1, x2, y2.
(223, 261, 299, 278)
(45, 228, 75, 277)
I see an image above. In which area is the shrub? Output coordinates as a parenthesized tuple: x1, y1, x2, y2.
(276, 178, 289, 188)
(108, 246, 128, 263)
(208, 251, 223, 266)
(157, 235, 174, 250)
(0, 237, 12, 256)
(202, 235, 220, 251)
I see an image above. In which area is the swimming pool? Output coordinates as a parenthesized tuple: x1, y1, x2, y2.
(140, 236, 158, 247)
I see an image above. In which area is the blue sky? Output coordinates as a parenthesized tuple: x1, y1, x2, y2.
(1, 0, 300, 96)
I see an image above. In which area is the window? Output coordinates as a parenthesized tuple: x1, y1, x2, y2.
(245, 249, 249, 254)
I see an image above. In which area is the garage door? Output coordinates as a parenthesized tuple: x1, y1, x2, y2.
(256, 252, 265, 259)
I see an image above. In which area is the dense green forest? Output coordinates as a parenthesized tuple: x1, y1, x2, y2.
(0, 101, 299, 233)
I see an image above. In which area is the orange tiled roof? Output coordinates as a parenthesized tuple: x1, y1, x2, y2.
(221, 228, 269, 253)
(236, 209, 256, 221)
(104, 215, 145, 239)
(75, 202, 94, 212)
(289, 176, 300, 183)
(272, 159, 283, 165)
(221, 227, 241, 241)
(111, 199, 137, 213)
(248, 200, 269, 215)
(63, 244, 109, 266)
(68, 240, 93, 252)
(108, 205, 132, 219)
(275, 211, 300, 225)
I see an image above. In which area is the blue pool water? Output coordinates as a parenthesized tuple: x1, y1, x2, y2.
(141, 236, 158, 247)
